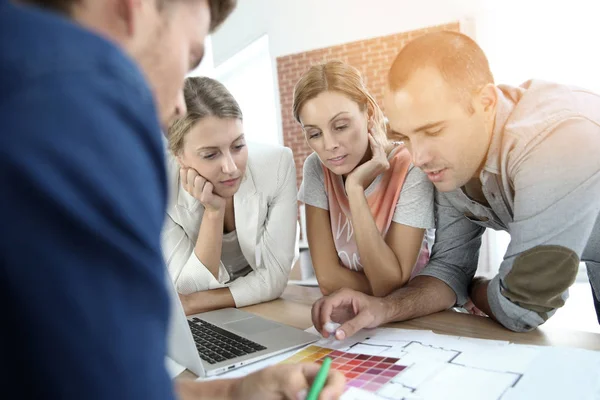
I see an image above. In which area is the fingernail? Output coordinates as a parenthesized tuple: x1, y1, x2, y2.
(296, 389, 307, 400)
(335, 330, 346, 340)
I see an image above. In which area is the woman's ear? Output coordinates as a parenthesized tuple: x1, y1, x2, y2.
(177, 154, 187, 168)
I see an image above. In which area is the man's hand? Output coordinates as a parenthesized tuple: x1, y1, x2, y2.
(311, 288, 386, 340)
(462, 298, 487, 317)
(468, 277, 492, 318)
(176, 363, 346, 400)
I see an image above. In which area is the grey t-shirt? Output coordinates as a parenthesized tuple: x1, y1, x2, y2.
(298, 152, 435, 235)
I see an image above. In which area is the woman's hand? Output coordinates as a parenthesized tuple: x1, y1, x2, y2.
(345, 133, 389, 192)
(180, 167, 225, 213)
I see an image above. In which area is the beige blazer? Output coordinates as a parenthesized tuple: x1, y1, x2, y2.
(161, 142, 299, 307)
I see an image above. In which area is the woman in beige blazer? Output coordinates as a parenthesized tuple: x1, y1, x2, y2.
(162, 77, 298, 315)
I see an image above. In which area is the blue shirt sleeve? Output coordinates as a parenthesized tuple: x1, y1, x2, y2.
(0, 69, 174, 399)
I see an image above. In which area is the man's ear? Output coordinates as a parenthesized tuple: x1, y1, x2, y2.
(115, 0, 139, 36)
(479, 83, 497, 120)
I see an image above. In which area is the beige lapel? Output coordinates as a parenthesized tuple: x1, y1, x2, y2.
(234, 169, 260, 269)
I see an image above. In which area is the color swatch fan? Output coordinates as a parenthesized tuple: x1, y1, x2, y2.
(281, 345, 407, 394)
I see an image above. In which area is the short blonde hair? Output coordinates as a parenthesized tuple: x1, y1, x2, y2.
(292, 60, 389, 146)
(167, 77, 242, 155)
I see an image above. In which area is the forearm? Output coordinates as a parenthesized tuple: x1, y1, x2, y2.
(381, 276, 457, 323)
(347, 185, 405, 296)
(176, 377, 238, 400)
(194, 209, 225, 279)
(182, 287, 235, 315)
(316, 264, 372, 295)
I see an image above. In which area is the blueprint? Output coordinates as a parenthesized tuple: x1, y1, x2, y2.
(197, 327, 600, 400)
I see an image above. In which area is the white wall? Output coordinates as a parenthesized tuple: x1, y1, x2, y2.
(215, 36, 280, 145)
(212, 0, 479, 62)
(213, 0, 600, 141)
(476, 0, 600, 91)
(187, 36, 280, 145)
(212, 0, 481, 142)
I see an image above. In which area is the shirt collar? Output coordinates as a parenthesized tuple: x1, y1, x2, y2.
(481, 86, 518, 176)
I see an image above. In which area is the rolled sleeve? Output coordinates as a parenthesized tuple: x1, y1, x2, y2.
(161, 216, 228, 294)
(487, 274, 547, 332)
(177, 252, 229, 293)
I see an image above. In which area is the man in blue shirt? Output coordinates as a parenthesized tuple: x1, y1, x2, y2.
(0, 1, 344, 399)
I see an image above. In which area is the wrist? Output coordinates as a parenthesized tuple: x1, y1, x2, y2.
(180, 293, 198, 315)
(226, 378, 241, 400)
(228, 377, 245, 400)
(203, 207, 225, 219)
(373, 296, 392, 325)
(345, 179, 364, 196)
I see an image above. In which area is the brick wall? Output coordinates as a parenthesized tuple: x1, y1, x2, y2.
(276, 22, 461, 186)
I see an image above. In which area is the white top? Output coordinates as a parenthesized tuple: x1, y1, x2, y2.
(161, 142, 299, 307)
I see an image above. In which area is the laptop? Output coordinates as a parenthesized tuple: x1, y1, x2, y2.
(164, 275, 318, 377)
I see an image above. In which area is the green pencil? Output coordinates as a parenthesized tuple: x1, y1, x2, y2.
(306, 356, 332, 400)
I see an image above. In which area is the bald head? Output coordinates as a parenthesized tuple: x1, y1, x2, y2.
(388, 31, 494, 112)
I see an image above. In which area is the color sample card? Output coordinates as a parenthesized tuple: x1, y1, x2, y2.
(281, 345, 407, 394)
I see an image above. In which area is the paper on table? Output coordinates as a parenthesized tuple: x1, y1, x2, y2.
(391, 342, 460, 364)
(193, 325, 600, 400)
(413, 363, 519, 400)
(341, 387, 387, 400)
(378, 382, 425, 400)
(391, 360, 448, 388)
(367, 328, 436, 342)
(501, 346, 600, 400)
(166, 356, 186, 378)
(345, 343, 393, 356)
(452, 343, 542, 374)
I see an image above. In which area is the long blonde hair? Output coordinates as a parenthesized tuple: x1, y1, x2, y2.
(292, 60, 389, 147)
(167, 77, 243, 155)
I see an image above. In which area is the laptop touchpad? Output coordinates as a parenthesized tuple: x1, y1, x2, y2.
(225, 318, 280, 335)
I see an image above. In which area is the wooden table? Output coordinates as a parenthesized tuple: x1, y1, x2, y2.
(244, 284, 600, 350)
(179, 284, 600, 379)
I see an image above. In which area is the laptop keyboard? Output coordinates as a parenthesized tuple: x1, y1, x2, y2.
(188, 318, 267, 364)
